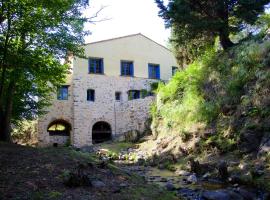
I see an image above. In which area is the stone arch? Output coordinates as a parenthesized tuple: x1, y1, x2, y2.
(92, 121, 112, 144)
(47, 119, 71, 136)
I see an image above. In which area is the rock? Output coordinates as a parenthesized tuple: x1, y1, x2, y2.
(239, 130, 263, 153)
(119, 183, 128, 188)
(202, 172, 211, 180)
(188, 158, 201, 174)
(91, 180, 106, 188)
(137, 158, 145, 165)
(158, 163, 166, 169)
(175, 169, 191, 176)
(112, 186, 121, 193)
(234, 188, 256, 200)
(228, 175, 242, 184)
(202, 189, 244, 200)
(177, 188, 201, 199)
(187, 174, 197, 184)
(80, 145, 94, 153)
(258, 133, 270, 156)
(165, 182, 175, 191)
(124, 130, 140, 143)
(160, 177, 167, 182)
(218, 161, 229, 181)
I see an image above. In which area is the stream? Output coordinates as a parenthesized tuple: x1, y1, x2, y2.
(118, 164, 267, 200)
(91, 145, 269, 200)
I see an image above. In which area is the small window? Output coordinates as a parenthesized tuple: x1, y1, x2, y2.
(121, 61, 134, 76)
(57, 86, 68, 100)
(148, 64, 160, 79)
(172, 66, 178, 76)
(128, 90, 140, 100)
(115, 92, 121, 101)
(89, 58, 104, 74)
(87, 89, 95, 101)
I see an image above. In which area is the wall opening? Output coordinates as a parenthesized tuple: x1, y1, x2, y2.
(92, 121, 112, 144)
(47, 120, 71, 136)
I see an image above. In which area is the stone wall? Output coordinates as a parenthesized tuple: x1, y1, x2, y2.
(38, 74, 156, 147)
(37, 34, 177, 147)
(38, 77, 74, 147)
(72, 74, 155, 147)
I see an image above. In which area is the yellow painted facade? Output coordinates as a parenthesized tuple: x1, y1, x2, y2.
(73, 33, 177, 80)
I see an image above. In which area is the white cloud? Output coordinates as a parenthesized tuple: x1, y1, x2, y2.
(84, 0, 171, 46)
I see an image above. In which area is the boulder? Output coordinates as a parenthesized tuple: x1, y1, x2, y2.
(258, 132, 270, 156)
(175, 169, 191, 176)
(239, 130, 263, 153)
(218, 161, 229, 181)
(187, 174, 198, 184)
(165, 182, 176, 191)
(91, 180, 106, 188)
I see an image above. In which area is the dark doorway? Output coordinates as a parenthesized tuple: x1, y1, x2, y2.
(92, 121, 112, 144)
(47, 120, 71, 136)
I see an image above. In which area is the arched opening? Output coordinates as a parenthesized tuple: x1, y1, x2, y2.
(47, 120, 71, 136)
(92, 121, 112, 144)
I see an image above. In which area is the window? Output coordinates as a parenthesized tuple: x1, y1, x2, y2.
(172, 66, 178, 76)
(148, 64, 160, 79)
(57, 86, 68, 100)
(128, 90, 140, 100)
(47, 120, 71, 136)
(89, 58, 104, 74)
(115, 92, 121, 101)
(121, 61, 134, 76)
(87, 89, 95, 101)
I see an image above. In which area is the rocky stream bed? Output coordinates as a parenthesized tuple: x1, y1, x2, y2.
(91, 145, 270, 200)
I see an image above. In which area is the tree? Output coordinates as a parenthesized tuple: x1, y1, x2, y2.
(156, 0, 270, 50)
(0, 0, 90, 142)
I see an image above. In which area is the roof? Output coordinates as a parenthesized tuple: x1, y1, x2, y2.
(84, 33, 171, 52)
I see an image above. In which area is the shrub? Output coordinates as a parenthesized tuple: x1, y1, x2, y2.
(151, 37, 270, 153)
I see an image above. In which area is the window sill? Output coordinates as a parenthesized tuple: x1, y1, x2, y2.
(120, 75, 135, 77)
(88, 73, 105, 75)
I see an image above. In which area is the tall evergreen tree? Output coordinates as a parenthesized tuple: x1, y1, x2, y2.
(156, 0, 270, 49)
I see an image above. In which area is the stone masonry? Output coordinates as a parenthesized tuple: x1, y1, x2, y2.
(38, 34, 178, 147)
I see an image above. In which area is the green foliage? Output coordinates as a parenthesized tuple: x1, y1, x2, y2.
(152, 36, 270, 153)
(48, 191, 62, 199)
(12, 120, 37, 145)
(156, 0, 269, 49)
(0, 0, 90, 140)
(140, 89, 148, 98)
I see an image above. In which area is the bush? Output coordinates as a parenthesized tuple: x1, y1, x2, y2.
(12, 120, 38, 146)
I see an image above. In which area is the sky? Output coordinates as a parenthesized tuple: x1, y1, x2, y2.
(84, 0, 170, 47)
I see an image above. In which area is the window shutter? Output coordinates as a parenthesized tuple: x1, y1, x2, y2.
(88, 59, 91, 73)
(157, 65, 160, 79)
(148, 64, 151, 78)
(130, 62, 134, 76)
(101, 59, 104, 74)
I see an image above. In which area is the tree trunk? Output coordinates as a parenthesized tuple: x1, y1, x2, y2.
(218, 0, 234, 50)
(219, 31, 234, 49)
(0, 81, 15, 142)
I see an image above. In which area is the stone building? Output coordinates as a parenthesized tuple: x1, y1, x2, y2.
(38, 33, 178, 147)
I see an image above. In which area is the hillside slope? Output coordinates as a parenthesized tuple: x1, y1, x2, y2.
(139, 36, 270, 190)
(0, 143, 176, 200)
